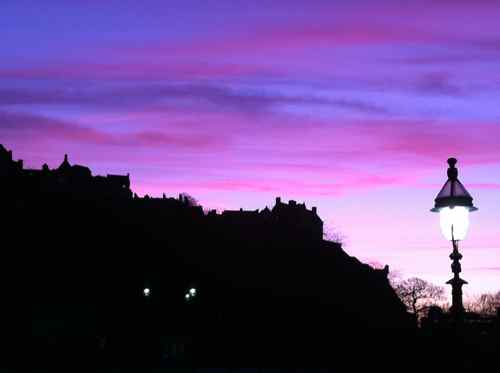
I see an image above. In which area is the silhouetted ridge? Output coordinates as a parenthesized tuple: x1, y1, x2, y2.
(0, 144, 414, 365)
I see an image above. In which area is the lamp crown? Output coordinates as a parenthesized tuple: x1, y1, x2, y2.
(432, 157, 477, 213)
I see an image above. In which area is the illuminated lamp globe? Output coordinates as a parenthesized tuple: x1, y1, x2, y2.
(431, 158, 477, 241)
(438, 206, 469, 241)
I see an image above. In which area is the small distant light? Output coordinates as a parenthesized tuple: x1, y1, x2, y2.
(143, 288, 151, 297)
(185, 293, 191, 301)
(189, 288, 197, 296)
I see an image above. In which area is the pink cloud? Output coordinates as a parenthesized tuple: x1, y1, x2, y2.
(0, 19, 446, 82)
(0, 84, 386, 117)
(7, 106, 500, 190)
(468, 183, 500, 190)
(144, 174, 402, 197)
(0, 110, 227, 150)
(0, 62, 279, 81)
(142, 23, 435, 59)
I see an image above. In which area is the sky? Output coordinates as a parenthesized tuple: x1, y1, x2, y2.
(2, 0, 500, 298)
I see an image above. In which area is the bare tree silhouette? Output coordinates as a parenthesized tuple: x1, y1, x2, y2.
(465, 291, 500, 315)
(323, 227, 347, 246)
(180, 192, 199, 207)
(394, 277, 445, 318)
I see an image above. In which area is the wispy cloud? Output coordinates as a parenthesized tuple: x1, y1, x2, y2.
(0, 110, 226, 150)
(470, 267, 500, 272)
(415, 72, 462, 96)
(0, 83, 389, 117)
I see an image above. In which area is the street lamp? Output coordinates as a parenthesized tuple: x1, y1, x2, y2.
(431, 158, 478, 317)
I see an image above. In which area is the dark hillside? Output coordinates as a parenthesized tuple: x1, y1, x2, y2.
(0, 145, 414, 366)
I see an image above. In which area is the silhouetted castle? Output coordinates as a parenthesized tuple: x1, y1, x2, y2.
(0, 144, 132, 199)
(210, 197, 323, 241)
(0, 144, 323, 241)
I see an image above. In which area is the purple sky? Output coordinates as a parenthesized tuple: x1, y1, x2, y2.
(2, 0, 500, 298)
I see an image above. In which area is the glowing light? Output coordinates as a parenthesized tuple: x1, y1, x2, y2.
(439, 206, 470, 241)
(143, 287, 151, 297)
(189, 288, 197, 296)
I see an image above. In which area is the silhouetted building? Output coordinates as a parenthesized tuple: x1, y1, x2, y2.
(218, 197, 323, 242)
(0, 144, 23, 177)
(272, 197, 323, 241)
(0, 147, 133, 199)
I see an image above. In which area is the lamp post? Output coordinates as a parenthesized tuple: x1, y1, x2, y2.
(431, 158, 478, 318)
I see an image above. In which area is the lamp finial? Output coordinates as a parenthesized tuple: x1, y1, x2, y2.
(447, 158, 458, 180)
